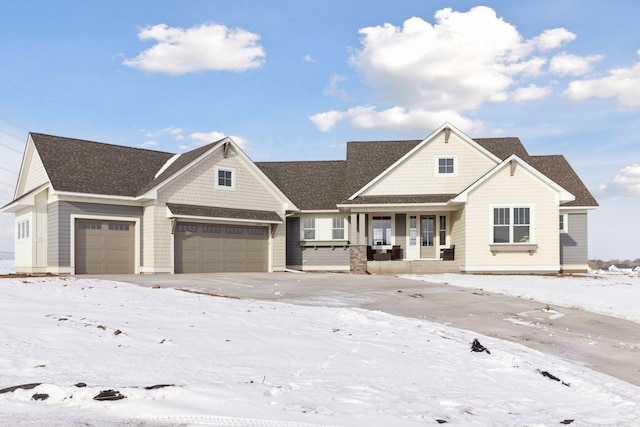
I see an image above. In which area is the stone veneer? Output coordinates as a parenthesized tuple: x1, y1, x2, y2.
(349, 245, 368, 274)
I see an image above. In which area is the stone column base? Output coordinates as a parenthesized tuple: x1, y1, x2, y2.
(349, 245, 368, 274)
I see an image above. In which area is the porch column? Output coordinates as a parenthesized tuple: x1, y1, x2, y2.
(349, 212, 368, 274)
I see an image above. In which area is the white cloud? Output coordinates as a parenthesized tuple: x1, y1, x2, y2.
(309, 110, 346, 131)
(599, 164, 640, 197)
(529, 28, 576, 51)
(565, 53, 640, 107)
(138, 140, 158, 148)
(323, 74, 350, 100)
(511, 84, 552, 101)
(303, 54, 315, 63)
(311, 6, 576, 134)
(123, 23, 265, 74)
(188, 131, 248, 149)
(550, 52, 603, 76)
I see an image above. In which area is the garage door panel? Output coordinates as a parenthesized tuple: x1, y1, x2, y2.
(175, 222, 268, 273)
(75, 220, 135, 274)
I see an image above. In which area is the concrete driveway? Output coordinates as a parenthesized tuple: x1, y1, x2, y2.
(86, 272, 640, 387)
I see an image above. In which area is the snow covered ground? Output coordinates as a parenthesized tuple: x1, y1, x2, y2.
(1, 273, 640, 426)
(402, 273, 640, 324)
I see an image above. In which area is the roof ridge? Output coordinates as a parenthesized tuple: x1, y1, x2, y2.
(30, 132, 174, 155)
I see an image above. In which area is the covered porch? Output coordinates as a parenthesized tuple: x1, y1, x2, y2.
(339, 195, 463, 274)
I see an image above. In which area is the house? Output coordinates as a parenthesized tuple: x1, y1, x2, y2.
(2, 123, 598, 275)
(257, 123, 597, 274)
(2, 133, 296, 274)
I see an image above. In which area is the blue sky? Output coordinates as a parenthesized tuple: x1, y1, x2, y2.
(1, 1, 639, 260)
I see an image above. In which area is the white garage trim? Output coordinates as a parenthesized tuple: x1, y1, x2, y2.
(70, 214, 140, 274)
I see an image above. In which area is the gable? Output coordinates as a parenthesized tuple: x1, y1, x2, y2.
(14, 135, 49, 199)
(454, 155, 574, 204)
(356, 124, 500, 198)
(157, 143, 294, 214)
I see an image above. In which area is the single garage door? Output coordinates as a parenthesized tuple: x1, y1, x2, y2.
(175, 223, 268, 273)
(75, 219, 135, 274)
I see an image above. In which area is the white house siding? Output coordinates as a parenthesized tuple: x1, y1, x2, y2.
(154, 146, 286, 272)
(362, 132, 497, 196)
(140, 203, 159, 273)
(22, 149, 49, 192)
(450, 208, 466, 267)
(462, 164, 560, 273)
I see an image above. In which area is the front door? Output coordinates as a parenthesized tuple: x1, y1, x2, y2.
(420, 215, 435, 258)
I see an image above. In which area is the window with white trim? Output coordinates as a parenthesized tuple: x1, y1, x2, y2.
(436, 156, 457, 176)
(215, 166, 235, 190)
(303, 218, 315, 240)
(439, 216, 447, 245)
(332, 217, 345, 240)
(493, 207, 531, 243)
(17, 220, 30, 239)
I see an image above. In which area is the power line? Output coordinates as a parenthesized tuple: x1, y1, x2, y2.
(0, 165, 18, 175)
(0, 139, 24, 155)
(0, 112, 29, 133)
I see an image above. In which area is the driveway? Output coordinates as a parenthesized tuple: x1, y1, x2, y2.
(88, 272, 640, 387)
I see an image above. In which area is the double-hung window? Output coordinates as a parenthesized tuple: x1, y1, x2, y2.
(493, 207, 531, 243)
(303, 218, 315, 240)
(332, 217, 345, 240)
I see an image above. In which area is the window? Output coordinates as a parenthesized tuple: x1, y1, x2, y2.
(17, 220, 30, 239)
(332, 217, 345, 240)
(248, 227, 265, 235)
(303, 218, 315, 240)
(559, 214, 567, 233)
(372, 216, 392, 246)
(436, 156, 457, 175)
(108, 223, 130, 231)
(79, 221, 101, 230)
(215, 167, 235, 190)
(203, 225, 221, 233)
(493, 207, 531, 243)
(439, 216, 447, 245)
(513, 208, 530, 242)
(177, 224, 197, 232)
(409, 216, 417, 246)
(226, 226, 243, 234)
(439, 158, 454, 174)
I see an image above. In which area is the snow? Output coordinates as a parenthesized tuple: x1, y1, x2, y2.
(1, 274, 640, 426)
(0, 259, 14, 275)
(402, 273, 640, 324)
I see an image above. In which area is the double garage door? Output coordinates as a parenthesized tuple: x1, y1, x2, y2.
(75, 219, 135, 274)
(174, 222, 269, 273)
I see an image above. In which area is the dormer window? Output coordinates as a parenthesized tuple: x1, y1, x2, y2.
(436, 156, 457, 176)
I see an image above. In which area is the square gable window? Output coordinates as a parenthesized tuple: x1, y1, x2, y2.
(436, 156, 457, 176)
(215, 166, 235, 190)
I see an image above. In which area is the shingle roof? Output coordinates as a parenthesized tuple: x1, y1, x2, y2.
(137, 139, 224, 195)
(474, 137, 529, 160)
(527, 155, 599, 207)
(166, 203, 283, 222)
(31, 133, 174, 197)
(341, 194, 457, 205)
(256, 160, 346, 210)
(345, 140, 421, 196)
